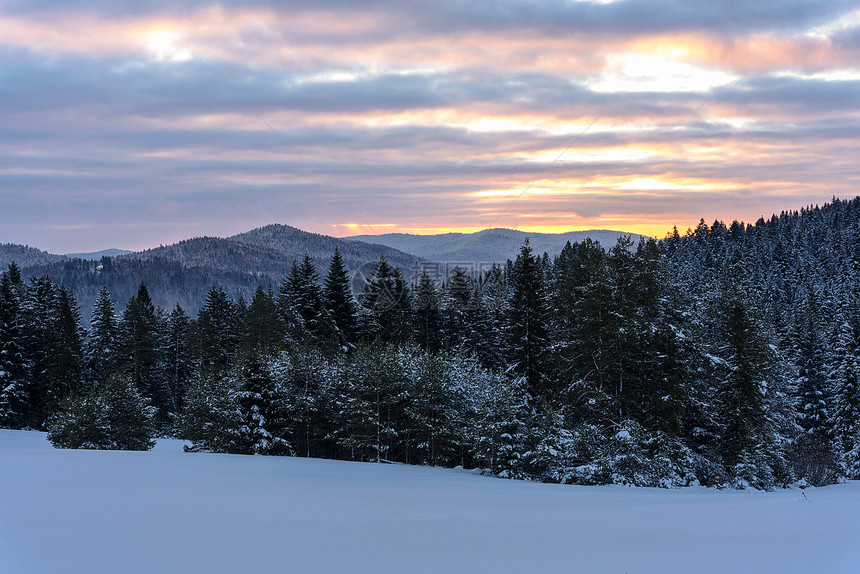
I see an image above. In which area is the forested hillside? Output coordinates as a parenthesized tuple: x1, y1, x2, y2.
(0, 244, 65, 269)
(347, 228, 644, 264)
(131, 224, 420, 277)
(2, 198, 859, 490)
(8, 224, 420, 320)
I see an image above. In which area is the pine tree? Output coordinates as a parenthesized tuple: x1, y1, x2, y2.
(270, 344, 333, 458)
(161, 304, 194, 414)
(180, 370, 244, 453)
(794, 290, 830, 436)
(46, 374, 156, 451)
(284, 256, 323, 341)
(403, 351, 464, 466)
(242, 285, 282, 356)
(361, 258, 412, 345)
(0, 264, 28, 428)
(235, 356, 292, 455)
(195, 285, 240, 373)
(117, 283, 165, 419)
(51, 286, 86, 397)
(332, 342, 407, 462)
(22, 275, 58, 427)
(507, 240, 551, 400)
(441, 266, 474, 350)
(831, 319, 860, 458)
(412, 273, 442, 352)
(86, 286, 118, 386)
(714, 279, 786, 487)
(323, 247, 358, 348)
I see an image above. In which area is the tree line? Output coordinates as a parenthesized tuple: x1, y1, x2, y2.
(2, 199, 860, 489)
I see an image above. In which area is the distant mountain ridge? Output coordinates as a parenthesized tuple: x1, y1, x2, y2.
(64, 249, 133, 260)
(345, 228, 646, 264)
(124, 225, 420, 279)
(0, 243, 66, 268)
(3, 224, 422, 321)
(1, 224, 643, 321)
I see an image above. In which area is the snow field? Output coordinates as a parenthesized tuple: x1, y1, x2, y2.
(2, 429, 859, 573)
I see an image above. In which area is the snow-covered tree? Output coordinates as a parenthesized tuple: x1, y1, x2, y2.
(86, 286, 118, 386)
(47, 374, 156, 451)
(0, 264, 28, 428)
(507, 240, 551, 401)
(323, 248, 358, 348)
(830, 319, 860, 477)
(235, 356, 292, 455)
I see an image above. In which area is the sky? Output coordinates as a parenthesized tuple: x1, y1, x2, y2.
(2, 0, 860, 253)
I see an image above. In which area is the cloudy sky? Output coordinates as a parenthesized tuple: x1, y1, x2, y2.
(2, 0, 860, 253)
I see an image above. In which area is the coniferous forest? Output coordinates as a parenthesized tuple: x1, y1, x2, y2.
(3, 198, 860, 490)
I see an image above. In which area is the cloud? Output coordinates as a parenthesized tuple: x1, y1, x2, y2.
(1, 1, 860, 252)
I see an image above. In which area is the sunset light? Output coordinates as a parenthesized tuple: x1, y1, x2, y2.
(0, 1, 858, 252)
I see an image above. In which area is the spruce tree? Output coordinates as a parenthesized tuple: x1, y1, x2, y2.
(161, 304, 194, 414)
(23, 275, 58, 427)
(24, 282, 87, 424)
(507, 240, 551, 400)
(271, 344, 332, 458)
(52, 286, 86, 398)
(0, 264, 28, 428)
(441, 267, 474, 350)
(794, 290, 830, 436)
(117, 283, 165, 419)
(180, 370, 243, 453)
(413, 273, 442, 352)
(86, 286, 118, 386)
(471, 370, 528, 476)
(242, 285, 282, 356)
(99, 373, 158, 450)
(323, 247, 358, 348)
(236, 355, 292, 455)
(285, 256, 323, 340)
(831, 319, 860, 457)
(196, 285, 240, 373)
(361, 258, 412, 345)
(714, 279, 786, 487)
(46, 374, 156, 451)
(474, 264, 508, 370)
(332, 342, 406, 462)
(389, 268, 413, 345)
(277, 275, 309, 344)
(403, 352, 463, 466)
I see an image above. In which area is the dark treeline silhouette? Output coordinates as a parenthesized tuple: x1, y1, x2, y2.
(3, 198, 860, 489)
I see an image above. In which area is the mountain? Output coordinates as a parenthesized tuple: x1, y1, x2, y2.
(3, 224, 642, 321)
(0, 243, 66, 269)
(124, 225, 421, 281)
(64, 249, 132, 260)
(10, 224, 422, 321)
(19, 256, 269, 324)
(345, 228, 647, 264)
(228, 224, 420, 275)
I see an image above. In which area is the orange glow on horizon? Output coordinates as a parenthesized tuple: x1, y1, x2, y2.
(329, 221, 682, 240)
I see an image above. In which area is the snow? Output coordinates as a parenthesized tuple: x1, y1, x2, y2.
(2, 429, 860, 574)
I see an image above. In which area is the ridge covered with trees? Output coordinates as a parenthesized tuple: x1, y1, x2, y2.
(3, 198, 860, 489)
(1, 224, 420, 322)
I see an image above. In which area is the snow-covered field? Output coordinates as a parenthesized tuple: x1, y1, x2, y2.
(2, 430, 859, 574)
